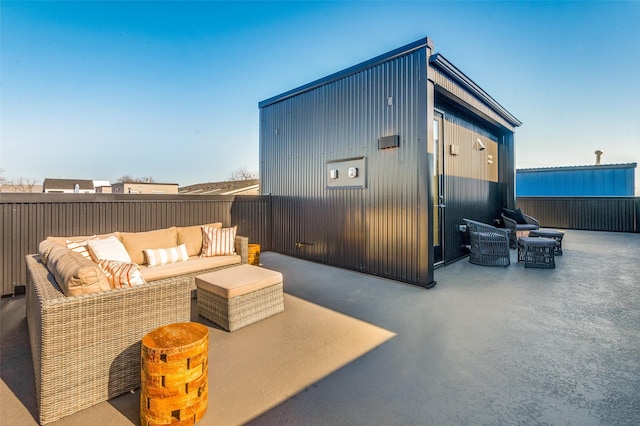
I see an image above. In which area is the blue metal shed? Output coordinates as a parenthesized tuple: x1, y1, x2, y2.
(516, 163, 637, 196)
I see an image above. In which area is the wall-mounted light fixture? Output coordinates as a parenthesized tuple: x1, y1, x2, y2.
(379, 135, 400, 149)
(475, 138, 486, 151)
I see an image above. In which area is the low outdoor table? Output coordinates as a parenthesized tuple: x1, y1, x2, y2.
(528, 229, 564, 255)
(518, 236, 557, 269)
(141, 322, 209, 426)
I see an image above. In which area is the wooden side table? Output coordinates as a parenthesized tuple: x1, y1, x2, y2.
(141, 322, 209, 426)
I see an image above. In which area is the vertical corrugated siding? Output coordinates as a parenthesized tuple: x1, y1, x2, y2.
(437, 102, 504, 263)
(231, 196, 272, 250)
(517, 168, 636, 196)
(517, 197, 639, 232)
(0, 194, 271, 296)
(261, 49, 431, 285)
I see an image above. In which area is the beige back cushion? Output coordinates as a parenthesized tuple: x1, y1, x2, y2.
(38, 240, 59, 266)
(46, 244, 111, 296)
(46, 232, 120, 248)
(177, 222, 222, 257)
(120, 227, 178, 264)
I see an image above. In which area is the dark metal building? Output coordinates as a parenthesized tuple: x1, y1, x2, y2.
(517, 163, 637, 196)
(259, 37, 521, 287)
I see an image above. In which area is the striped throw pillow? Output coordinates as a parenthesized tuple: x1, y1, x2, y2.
(66, 238, 95, 260)
(97, 259, 146, 289)
(201, 225, 237, 257)
(143, 244, 189, 267)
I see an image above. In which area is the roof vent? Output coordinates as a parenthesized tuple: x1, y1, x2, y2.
(595, 150, 603, 165)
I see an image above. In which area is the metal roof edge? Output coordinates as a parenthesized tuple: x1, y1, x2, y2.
(115, 182, 179, 186)
(517, 163, 637, 173)
(221, 184, 260, 195)
(429, 53, 522, 127)
(259, 37, 432, 109)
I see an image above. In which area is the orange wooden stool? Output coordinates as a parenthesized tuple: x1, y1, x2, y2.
(141, 322, 209, 425)
(247, 243, 260, 265)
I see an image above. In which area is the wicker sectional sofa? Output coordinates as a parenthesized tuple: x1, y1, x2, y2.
(25, 224, 248, 424)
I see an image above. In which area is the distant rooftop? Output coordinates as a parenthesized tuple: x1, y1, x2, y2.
(179, 179, 259, 195)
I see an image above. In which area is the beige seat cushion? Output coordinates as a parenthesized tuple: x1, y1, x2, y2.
(120, 227, 178, 264)
(45, 244, 111, 296)
(195, 264, 283, 298)
(139, 254, 241, 282)
(177, 222, 222, 257)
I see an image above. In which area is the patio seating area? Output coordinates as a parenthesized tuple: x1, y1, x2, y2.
(2, 230, 639, 425)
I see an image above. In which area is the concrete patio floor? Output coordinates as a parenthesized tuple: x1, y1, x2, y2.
(2, 229, 639, 425)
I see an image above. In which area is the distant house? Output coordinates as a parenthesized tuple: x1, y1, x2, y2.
(95, 186, 113, 193)
(179, 179, 259, 195)
(111, 182, 179, 194)
(42, 179, 95, 194)
(517, 163, 636, 196)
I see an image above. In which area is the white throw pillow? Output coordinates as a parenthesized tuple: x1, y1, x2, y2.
(66, 237, 95, 260)
(87, 235, 132, 263)
(143, 244, 189, 267)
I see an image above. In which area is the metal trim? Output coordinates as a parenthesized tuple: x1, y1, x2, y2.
(259, 37, 433, 108)
(429, 53, 522, 127)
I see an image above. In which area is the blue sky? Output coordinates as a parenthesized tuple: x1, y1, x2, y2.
(1, 1, 639, 191)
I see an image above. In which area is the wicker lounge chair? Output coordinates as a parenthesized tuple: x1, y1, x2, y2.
(501, 209, 539, 248)
(463, 218, 511, 267)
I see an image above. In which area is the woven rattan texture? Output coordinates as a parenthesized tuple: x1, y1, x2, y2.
(517, 238, 556, 268)
(463, 219, 511, 267)
(26, 255, 192, 425)
(528, 229, 564, 255)
(197, 282, 284, 331)
(501, 213, 540, 248)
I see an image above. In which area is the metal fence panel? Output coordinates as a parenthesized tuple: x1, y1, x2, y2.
(0, 194, 270, 296)
(517, 197, 639, 232)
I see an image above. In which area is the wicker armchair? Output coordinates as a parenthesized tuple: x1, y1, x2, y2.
(501, 210, 539, 248)
(463, 218, 511, 267)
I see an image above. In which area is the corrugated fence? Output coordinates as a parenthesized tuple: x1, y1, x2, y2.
(0, 194, 271, 296)
(517, 197, 639, 232)
(1, 194, 637, 295)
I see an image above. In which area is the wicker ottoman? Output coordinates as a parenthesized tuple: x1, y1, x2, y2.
(196, 264, 284, 331)
(518, 237, 557, 269)
(141, 322, 209, 426)
(528, 229, 564, 255)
